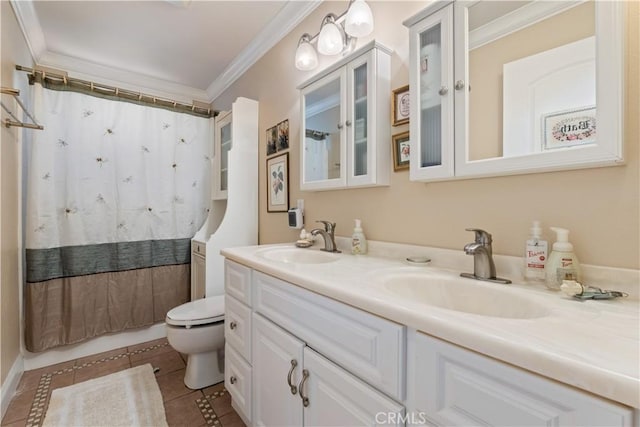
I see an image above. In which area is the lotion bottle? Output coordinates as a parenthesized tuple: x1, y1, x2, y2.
(351, 219, 368, 255)
(545, 227, 581, 290)
(524, 221, 547, 281)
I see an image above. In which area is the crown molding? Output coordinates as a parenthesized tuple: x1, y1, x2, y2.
(205, 0, 322, 102)
(469, 0, 585, 50)
(10, 0, 46, 61)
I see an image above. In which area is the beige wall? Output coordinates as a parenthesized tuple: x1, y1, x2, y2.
(1, 1, 32, 385)
(214, 1, 639, 269)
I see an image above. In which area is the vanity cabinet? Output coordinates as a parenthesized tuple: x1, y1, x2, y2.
(407, 332, 633, 426)
(403, 1, 624, 181)
(299, 41, 391, 191)
(190, 240, 206, 300)
(212, 110, 232, 200)
(253, 313, 404, 426)
(224, 260, 253, 424)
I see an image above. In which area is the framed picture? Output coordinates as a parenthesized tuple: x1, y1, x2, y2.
(542, 106, 596, 150)
(277, 119, 289, 152)
(392, 85, 410, 126)
(266, 153, 289, 212)
(392, 131, 410, 171)
(266, 126, 277, 156)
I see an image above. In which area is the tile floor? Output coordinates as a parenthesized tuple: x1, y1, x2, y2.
(1, 338, 245, 427)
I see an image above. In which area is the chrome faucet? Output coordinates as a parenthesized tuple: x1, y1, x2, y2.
(310, 220, 341, 253)
(461, 228, 511, 284)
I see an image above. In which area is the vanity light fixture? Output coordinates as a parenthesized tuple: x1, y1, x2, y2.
(295, 34, 318, 71)
(294, 0, 374, 71)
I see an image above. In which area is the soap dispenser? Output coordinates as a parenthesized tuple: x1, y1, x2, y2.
(524, 221, 547, 281)
(351, 219, 368, 255)
(545, 227, 581, 290)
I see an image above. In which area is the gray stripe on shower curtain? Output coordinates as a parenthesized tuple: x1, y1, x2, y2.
(26, 238, 191, 283)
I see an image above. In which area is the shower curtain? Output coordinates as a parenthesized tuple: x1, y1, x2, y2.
(25, 83, 212, 352)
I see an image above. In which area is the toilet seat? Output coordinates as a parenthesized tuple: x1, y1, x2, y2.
(166, 296, 225, 327)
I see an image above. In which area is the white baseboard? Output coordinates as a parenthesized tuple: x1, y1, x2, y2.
(1, 354, 24, 420)
(22, 323, 167, 371)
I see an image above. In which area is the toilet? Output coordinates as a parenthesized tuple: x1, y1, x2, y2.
(166, 296, 225, 389)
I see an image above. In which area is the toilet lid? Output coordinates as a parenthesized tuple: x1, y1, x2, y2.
(166, 296, 225, 327)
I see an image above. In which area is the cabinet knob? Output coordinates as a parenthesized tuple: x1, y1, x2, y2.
(287, 359, 298, 395)
(337, 123, 344, 130)
(455, 80, 465, 91)
(229, 321, 237, 330)
(439, 86, 448, 96)
(229, 376, 237, 385)
(345, 120, 352, 127)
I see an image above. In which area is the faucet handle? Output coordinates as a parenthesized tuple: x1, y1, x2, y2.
(465, 228, 492, 245)
(316, 220, 336, 234)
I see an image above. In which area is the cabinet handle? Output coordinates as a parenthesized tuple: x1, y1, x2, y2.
(439, 86, 448, 96)
(287, 360, 298, 395)
(298, 369, 310, 407)
(345, 120, 352, 127)
(229, 321, 237, 330)
(337, 123, 344, 130)
(229, 375, 237, 385)
(455, 80, 465, 91)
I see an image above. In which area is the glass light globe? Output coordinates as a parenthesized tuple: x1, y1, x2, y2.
(317, 15, 344, 56)
(345, 0, 374, 38)
(295, 35, 318, 71)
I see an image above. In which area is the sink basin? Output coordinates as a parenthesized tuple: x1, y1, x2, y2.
(257, 247, 340, 264)
(377, 272, 549, 319)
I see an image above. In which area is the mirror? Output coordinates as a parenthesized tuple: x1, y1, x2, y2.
(303, 77, 342, 183)
(454, 0, 623, 178)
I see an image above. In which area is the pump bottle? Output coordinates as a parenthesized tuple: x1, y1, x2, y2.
(524, 221, 547, 281)
(351, 219, 368, 255)
(545, 227, 581, 290)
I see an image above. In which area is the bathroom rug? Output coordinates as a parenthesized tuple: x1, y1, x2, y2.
(41, 363, 168, 427)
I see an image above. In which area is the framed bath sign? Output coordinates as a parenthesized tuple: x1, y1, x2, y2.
(542, 106, 596, 150)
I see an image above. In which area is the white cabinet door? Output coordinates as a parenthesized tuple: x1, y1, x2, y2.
(303, 347, 405, 427)
(212, 110, 232, 200)
(252, 313, 304, 427)
(406, 4, 455, 182)
(190, 253, 205, 300)
(409, 332, 633, 427)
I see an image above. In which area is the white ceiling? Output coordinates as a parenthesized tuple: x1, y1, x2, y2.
(10, 0, 321, 102)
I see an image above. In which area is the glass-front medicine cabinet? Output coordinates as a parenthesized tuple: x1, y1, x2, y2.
(299, 41, 392, 191)
(404, 0, 624, 181)
(213, 110, 232, 200)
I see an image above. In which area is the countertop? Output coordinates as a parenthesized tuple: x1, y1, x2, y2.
(221, 241, 640, 408)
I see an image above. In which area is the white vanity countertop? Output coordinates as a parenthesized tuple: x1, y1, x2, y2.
(221, 241, 640, 408)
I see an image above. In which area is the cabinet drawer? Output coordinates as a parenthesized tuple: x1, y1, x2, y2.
(410, 332, 633, 427)
(224, 260, 252, 306)
(253, 271, 405, 401)
(225, 343, 252, 423)
(191, 240, 206, 256)
(225, 295, 252, 363)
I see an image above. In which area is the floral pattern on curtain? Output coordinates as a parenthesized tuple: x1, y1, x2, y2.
(25, 84, 212, 352)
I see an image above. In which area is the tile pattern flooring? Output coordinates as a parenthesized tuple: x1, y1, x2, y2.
(1, 338, 245, 427)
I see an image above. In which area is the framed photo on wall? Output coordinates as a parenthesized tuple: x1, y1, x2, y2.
(392, 85, 410, 126)
(277, 119, 289, 152)
(266, 126, 277, 156)
(266, 153, 289, 212)
(392, 131, 410, 171)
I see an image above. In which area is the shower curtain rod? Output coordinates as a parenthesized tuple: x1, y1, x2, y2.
(15, 65, 215, 118)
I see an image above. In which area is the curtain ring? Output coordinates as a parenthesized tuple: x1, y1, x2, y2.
(90, 82, 94, 91)
(115, 88, 119, 96)
(138, 93, 142, 101)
